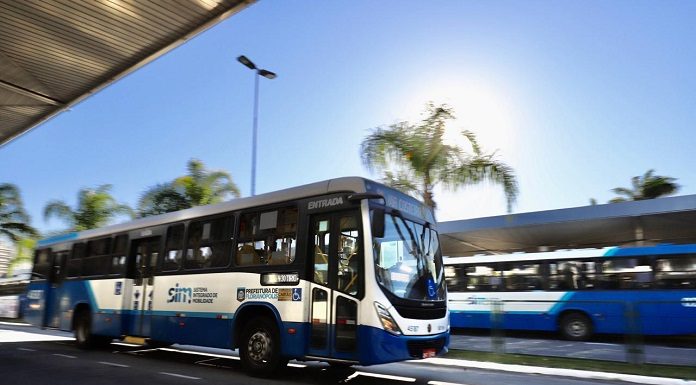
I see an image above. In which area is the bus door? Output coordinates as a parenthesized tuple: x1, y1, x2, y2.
(43, 250, 67, 328)
(308, 211, 361, 361)
(126, 236, 160, 336)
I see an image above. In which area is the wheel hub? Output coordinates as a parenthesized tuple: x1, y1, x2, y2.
(248, 331, 271, 362)
(568, 321, 586, 336)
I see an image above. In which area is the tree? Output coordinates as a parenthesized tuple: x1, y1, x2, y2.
(7, 238, 36, 277)
(137, 159, 241, 217)
(609, 169, 680, 203)
(137, 183, 190, 217)
(361, 103, 518, 212)
(44, 184, 134, 231)
(0, 183, 38, 242)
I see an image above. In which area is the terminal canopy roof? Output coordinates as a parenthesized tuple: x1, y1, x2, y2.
(0, 0, 253, 146)
(438, 194, 696, 257)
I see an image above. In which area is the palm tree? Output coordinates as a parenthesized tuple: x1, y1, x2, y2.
(361, 103, 518, 212)
(137, 183, 190, 217)
(44, 184, 134, 231)
(609, 169, 680, 203)
(0, 183, 38, 242)
(174, 159, 241, 206)
(137, 159, 241, 217)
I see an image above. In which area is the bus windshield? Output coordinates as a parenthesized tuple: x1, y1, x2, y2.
(374, 212, 445, 301)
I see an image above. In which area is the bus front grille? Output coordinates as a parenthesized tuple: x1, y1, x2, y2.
(393, 305, 447, 320)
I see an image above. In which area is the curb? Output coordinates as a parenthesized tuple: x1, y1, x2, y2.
(419, 357, 696, 385)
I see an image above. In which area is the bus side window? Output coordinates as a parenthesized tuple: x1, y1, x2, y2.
(185, 216, 231, 269)
(84, 238, 111, 277)
(110, 234, 128, 276)
(237, 212, 262, 266)
(164, 224, 184, 271)
(655, 256, 696, 289)
(501, 262, 543, 291)
(67, 243, 85, 278)
(50, 250, 69, 284)
(600, 258, 653, 290)
(444, 266, 461, 291)
(270, 207, 298, 265)
(549, 260, 596, 290)
(32, 249, 51, 280)
(465, 264, 500, 291)
(236, 207, 297, 267)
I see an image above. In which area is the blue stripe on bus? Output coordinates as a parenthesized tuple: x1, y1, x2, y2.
(450, 290, 696, 335)
(84, 281, 100, 312)
(604, 243, 696, 257)
(37, 232, 79, 247)
(548, 292, 574, 314)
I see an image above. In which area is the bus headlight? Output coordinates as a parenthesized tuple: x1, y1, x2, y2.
(374, 302, 402, 335)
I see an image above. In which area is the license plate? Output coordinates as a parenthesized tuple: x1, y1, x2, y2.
(422, 348, 437, 358)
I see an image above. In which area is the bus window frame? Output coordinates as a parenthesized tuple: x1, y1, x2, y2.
(234, 203, 301, 270)
(82, 237, 113, 278)
(66, 242, 85, 279)
(161, 222, 186, 273)
(109, 233, 130, 277)
(183, 214, 234, 271)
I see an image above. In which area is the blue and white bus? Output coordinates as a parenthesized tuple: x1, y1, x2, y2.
(0, 277, 28, 319)
(445, 244, 696, 340)
(24, 177, 448, 374)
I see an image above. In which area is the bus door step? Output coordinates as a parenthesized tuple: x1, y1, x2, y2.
(123, 336, 147, 345)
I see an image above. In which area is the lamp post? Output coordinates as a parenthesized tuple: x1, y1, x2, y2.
(237, 55, 276, 197)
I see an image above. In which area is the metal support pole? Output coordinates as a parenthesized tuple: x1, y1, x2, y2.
(491, 300, 505, 354)
(251, 72, 259, 196)
(625, 301, 645, 364)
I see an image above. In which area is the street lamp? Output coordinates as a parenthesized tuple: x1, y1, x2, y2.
(237, 55, 276, 197)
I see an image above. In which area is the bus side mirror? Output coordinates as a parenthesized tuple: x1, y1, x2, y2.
(372, 208, 385, 238)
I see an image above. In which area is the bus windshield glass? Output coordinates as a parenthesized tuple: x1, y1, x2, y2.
(374, 212, 445, 301)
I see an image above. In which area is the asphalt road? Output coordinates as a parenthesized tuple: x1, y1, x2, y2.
(0, 322, 689, 385)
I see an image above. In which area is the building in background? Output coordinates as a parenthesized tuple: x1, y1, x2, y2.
(0, 241, 15, 278)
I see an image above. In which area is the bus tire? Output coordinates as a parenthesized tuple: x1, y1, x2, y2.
(239, 317, 287, 376)
(74, 310, 95, 349)
(560, 312, 593, 341)
(74, 310, 111, 349)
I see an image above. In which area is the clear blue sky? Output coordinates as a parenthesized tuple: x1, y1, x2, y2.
(2, 1, 695, 235)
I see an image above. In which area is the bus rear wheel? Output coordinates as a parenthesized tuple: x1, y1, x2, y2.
(239, 317, 288, 376)
(560, 312, 593, 341)
(74, 310, 110, 349)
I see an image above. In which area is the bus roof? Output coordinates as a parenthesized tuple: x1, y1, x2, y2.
(37, 177, 434, 248)
(444, 243, 696, 265)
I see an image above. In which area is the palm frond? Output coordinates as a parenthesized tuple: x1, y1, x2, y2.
(609, 169, 679, 202)
(445, 154, 518, 212)
(610, 187, 636, 199)
(360, 103, 518, 212)
(43, 200, 74, 223)
(381, 171, 420, 198)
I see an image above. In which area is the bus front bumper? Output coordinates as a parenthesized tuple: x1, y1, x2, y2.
(357, 326, 449, 366)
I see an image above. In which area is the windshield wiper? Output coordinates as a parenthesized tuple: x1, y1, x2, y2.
(392, 210, 429, 276)
(389, 211, 416, 257)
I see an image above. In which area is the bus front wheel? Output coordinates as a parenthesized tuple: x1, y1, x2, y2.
(239, 317, 288, 376)
(560, 312, 593, 341)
